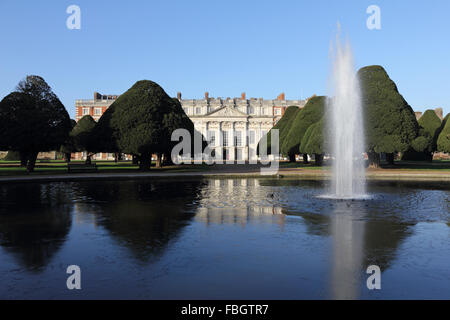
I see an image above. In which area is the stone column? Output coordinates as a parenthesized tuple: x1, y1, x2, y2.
(229, 122, 235, 163)
(203, 121, 209, 162)
(215, 123, 220, 163)
(245, 121, 249, 162)
(217, 122, 223, 164)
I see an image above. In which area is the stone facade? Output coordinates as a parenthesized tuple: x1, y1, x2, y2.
(180, 92, 307, 161)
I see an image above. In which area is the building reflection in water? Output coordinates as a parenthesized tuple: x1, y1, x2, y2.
(74, 203, 98, 227)
(330, 201, 366, 300)
(194, 179, 285, 227)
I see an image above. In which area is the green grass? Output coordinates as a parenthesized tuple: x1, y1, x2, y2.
(377, 160, 450, 171)
(0, 160, 215, 176)
(0, 160, 139, 176)
(279, 161, 328, 170)
(1, 159, 450, 177)
(279, 160, 450, 172)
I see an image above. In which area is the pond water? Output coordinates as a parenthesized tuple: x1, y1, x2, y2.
(0, 178, 448, 299)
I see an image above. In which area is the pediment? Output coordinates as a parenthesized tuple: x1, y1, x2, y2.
(206, 106, 248, 118)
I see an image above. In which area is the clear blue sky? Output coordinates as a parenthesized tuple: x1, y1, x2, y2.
(0, 0, 449, 118)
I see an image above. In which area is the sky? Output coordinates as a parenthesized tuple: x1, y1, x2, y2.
(0, 0, 449, 119)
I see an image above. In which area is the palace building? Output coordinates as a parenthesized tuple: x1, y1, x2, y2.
(75, 92, 118, 122)
(74, 91, 308, 161)
(73, 92, 119, 160)
(180, 92, 307, 161)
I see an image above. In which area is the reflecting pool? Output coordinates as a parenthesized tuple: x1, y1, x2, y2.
(0, 178, 449, 299)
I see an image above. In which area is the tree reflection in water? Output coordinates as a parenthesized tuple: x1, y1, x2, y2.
(0, 183, 73, 273)
(71, 179, 206, 262)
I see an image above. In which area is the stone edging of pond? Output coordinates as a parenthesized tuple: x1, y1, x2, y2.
(1, 170, 450, 184)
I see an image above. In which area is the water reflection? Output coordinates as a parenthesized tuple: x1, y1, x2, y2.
(71, 179, 204, 262)
(330, 201, 366, 299)
(277, 180, 426, 299)
(195, 179, 285, 226)
(0, 183, 72, 272)
(0, 178, 448, 299)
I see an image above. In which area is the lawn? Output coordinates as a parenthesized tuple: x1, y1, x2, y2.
(0, 160, 217, 176)
(1, 159, 450, 177)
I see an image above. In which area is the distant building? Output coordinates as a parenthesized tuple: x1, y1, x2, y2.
(180, 92, 307, 161)
(415, 108, 444, 121)
(75, 92, 118, 122)
(74, 92, 118, 160)
(74, 91, 308, 162)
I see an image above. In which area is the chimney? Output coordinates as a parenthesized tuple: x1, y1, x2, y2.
(94, 92, 101, 100)
(277, 92, 285, 100)
(205, 92, 209, 100)
(415, 111, 423, 120)
(241, 92, 246, 100)
(177, 92, 182, 100)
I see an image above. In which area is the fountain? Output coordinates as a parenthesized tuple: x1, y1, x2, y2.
(328, 33, 366, 199)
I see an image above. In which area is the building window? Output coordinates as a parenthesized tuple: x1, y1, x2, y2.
(235, 131, 242, 147)
(95, 108, 102, 116)
(236, 148, 243, 160)
(196, 107, 201, 115)
(248, 107, 254, 114)
(261, 108, 265, 115)
(82, 108, 90, 115)
(223, 131, 228, 147)
(207, 131, 216, 147)
(249, 131, 255, 144)
(274, 108, 282, 115)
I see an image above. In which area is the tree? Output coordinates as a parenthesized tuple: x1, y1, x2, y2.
(103, 80, 200, 170)
(60, 119, 77, 162)
(419, 110, 443, 143)
(90, 105, 120, 156)
(163, 98, 206, 167)
(70, 115, 97, 164)
(358, 66, 418, 167)
(402, 110, 442, 161)
(257, 105, 300, 162)
(3, 151, 21, 161)
(282, 96, 326, 163)
(299, 117, 327, 166)
(437, 114, 450, 153)
(0, 76, 71, 172)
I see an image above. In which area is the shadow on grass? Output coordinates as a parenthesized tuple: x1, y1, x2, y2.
(1, 159, 450, 177)
(379, 160, 450, 171)
(0, 160, 214, 176)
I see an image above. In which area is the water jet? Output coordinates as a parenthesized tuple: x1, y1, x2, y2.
(327, 33, 366, 199)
